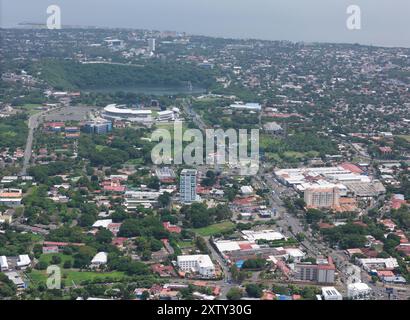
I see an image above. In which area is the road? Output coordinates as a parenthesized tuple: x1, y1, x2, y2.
(20, 109, 52, 176)
(203, 236, 234, 299)
(20, 103, 92, 176)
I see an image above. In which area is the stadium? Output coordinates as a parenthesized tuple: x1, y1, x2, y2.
(102, 104, 153, 123)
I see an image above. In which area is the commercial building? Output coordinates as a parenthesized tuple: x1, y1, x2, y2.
(82, 120, 113, 134)
(295, 257, 336, 284)
(180, 169, 197, 204)
(282, 248, 306, 263)
(102, 104, 153, 124)
(124, 190, 163, 210)
(213, 239, 296, 263)
(274, 166, 370, 190)
(347, 282, 372, 300)
(229, 103, 262, 111)
(155, 167, 176, 183)
(0, 188, 22, 207)
(304, 186, 340, 209)
(321, 287, 343, 300)
(157, 110, 175, 122)
(357, 257, 399, 272)
(241, 230, 286, 242)
(177, 255, 215, 278)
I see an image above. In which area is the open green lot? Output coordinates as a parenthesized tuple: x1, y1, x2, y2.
(38, 253, 73, 267)
(192, 221, 235, 237)
(20, 104, 44, 116)
(398, 135, 410, 142)
(27, 269, 126, 287)
(177, 241, 195, 249)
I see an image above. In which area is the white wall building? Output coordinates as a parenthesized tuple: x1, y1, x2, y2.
(347, 282, 372, 300)
(357, 257, 399, 272)
(0, 255, 9, 271)
(180, 169, 197, 204)
(241, 229, 286, 242)
(148, 38, 156, 52)
(17, 255, 31, 269)
(124, 190, 163, 211)
(177, 255, 215, 278)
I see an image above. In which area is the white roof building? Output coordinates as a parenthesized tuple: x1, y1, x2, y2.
(283, 248, 306, 262)
(177, 254, 215, 278)
(321, 286, 343, 300)
(357, 257, 399, 271)
(5, 272, 26, 289)
(347, 282, 372, 300)
(92, 219, 113, 229)
(103, 104, 153, 123)
(241, 229, 286, 242)
(17, 254, 31, 268)
(240, 186, 254, 195)
(213, 240, 242, 253)
(0, 255, 9, 271)
(91, 252, 108, 266)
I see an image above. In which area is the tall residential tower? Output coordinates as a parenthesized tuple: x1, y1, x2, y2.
(180, 169, 197, 204)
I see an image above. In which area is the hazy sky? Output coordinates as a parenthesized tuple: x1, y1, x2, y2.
(1, 0, 410, 47)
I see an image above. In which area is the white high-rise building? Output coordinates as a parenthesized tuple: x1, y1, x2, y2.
(180, 169, 197, 204)
(148, 38, 156, 52)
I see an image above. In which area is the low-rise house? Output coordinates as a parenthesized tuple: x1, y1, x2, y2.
(42, 246, 59, 254)
(163, 222, 182, 234)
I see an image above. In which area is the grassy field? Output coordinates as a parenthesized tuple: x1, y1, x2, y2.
(192, 221, 235, 237)
(20, 104, 44, 116)
(177, 241, 195, 249)
(28, 269, 126, 287)
(95, 144, 107, 151)
(126, 158, 144, 165)
(398, 135, 410, 142)
(282, 151, 306, 159)
(38, 253, 73, 267)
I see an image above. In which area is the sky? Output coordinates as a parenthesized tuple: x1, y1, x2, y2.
(1, 0, 409, 48)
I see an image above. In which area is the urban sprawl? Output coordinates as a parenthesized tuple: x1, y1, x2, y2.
(0, 25, 409, 301)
